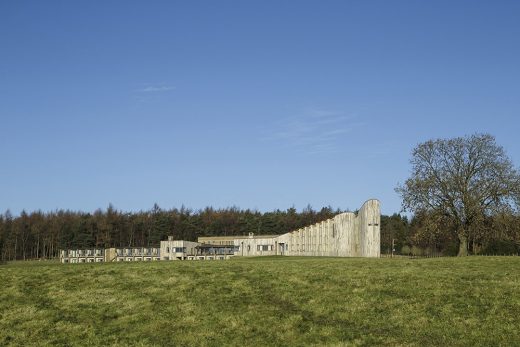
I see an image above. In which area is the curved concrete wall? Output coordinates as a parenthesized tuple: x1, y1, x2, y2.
(238, 199, 380, 258)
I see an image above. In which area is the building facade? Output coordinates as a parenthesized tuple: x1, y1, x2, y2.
(60, 249, 105, 263)
(60, 247, 161, 263)
(60, 199, 380, 263)
(219, 199, 380, 258)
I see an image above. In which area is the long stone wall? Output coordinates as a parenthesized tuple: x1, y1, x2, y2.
(237, 199, 381, 258)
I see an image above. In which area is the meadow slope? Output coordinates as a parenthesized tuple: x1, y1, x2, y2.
(1, 257, 519, 346)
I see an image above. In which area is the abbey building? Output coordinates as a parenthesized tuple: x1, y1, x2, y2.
(60, 199, 380, 263)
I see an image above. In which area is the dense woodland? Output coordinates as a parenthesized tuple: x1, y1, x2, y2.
(0, 204, 338, 261)
(1, 204, 519, 261)
(381, 213, 520, 256)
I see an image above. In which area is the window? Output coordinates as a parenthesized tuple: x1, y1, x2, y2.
(166, 247, 170, 253)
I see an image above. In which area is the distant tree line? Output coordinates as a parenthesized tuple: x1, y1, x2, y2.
(0, 204, 340, 261)
(381, 212, 520, 256)
(1, 202, 519, 261)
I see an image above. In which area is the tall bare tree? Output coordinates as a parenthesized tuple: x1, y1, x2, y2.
(396, 134, 520, 256)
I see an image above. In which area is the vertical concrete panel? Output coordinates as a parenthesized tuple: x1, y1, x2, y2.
(319, 222, 323, 256)
(326, 220, 331, 256)
(333, 214, 341, 257)
(359, 199, 381, 257)
(347, 214, 354, 255)
(340, 213, 348, 256)
(338, 213, 346, 256)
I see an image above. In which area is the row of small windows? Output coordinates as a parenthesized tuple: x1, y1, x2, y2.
(117, 257, 160, 261)
(116, 249, 159, 256)
(204, 240, 234, 245)
(165, 247, 186, 253)
(66, 250, 104, 256)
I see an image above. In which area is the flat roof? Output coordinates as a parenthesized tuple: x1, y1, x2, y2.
(197, 244, 238, 249)
(198, 235, 279, 240)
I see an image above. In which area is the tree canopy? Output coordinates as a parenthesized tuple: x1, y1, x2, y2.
(396, 133, 520, 256)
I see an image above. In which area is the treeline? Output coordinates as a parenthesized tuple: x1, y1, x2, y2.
(381, 213, 520, 256)
(0, 204, 340, 261)
(2, 204, 519, 261)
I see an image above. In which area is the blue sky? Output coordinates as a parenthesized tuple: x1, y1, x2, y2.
(1, 1, 519, 216)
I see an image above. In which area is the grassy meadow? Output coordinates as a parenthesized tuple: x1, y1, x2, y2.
(1, 256, 519, 346)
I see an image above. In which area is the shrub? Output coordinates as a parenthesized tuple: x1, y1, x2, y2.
(411, 246, 424, 256)
(401, 245, 411, 255)
(482, 240, 520, 255)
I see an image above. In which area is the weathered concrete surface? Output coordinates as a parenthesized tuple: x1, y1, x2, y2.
(359, 199, 381, 257)
(237, 199, 380, 258)
(234, 233, 279, 257)
(160, 239, 200, 260)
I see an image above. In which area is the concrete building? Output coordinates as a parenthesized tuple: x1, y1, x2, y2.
(60, 249, 105, 263)
(108, 247, 161, 262)
(228, 199, 380, 258)
(60, 199, 380, 263)
(284, 199, 380, 257)
(197, 236, 236, 246)
(60, 247, 161, 263)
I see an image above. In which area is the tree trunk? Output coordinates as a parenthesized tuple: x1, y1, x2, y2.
(458, 234, 468, 256)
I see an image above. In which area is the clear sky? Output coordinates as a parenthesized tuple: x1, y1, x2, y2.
(1, 1, 519, 216)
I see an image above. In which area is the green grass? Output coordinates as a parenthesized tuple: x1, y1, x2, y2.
(1, 257, 519, 347)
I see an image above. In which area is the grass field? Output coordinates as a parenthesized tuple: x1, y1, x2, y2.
(1, 257, 519, 347)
